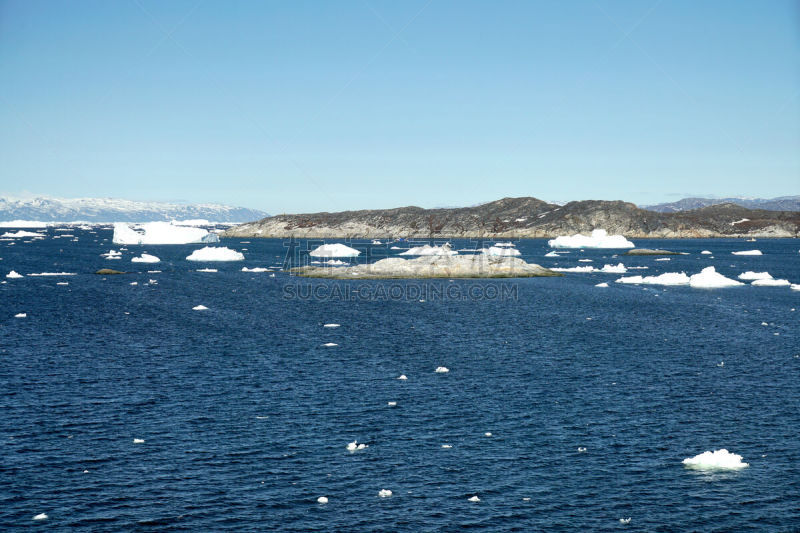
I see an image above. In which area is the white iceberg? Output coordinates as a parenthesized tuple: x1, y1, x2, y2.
(193, 305, 208, 310)
(27, 272, 76, 276)
(434, 366, 449, 373)
(2, 230, 44, 238)
(689, 267, 743, 288)
(309, 243, 360, 258)
(551, 265, 596, 273)
(615, 272, 691, 286)
(196, 268, 218, 272)
(468, 495, 480, 502)
(732, 250, 762, 256)
(323, 323, 340, 328)
(15, 313, 27, 318)
(186, 247, 244, 261)
(317, 496, 328, 504)
(133, 438, 145, 444)
(371, 240, 383, 245)
(544, 251, 560, 257)
(399, 243, 457, 256)
(6, 270, 23, 279)
(682, 449, 748, 470)
(32, 513, 48, 521)
(378, 489, 392, 498)
(482, 246, 521, 256)
(738, 271, 772, 280)
(241, 267, 269, 272)
(0, 220, 48, 228)
(323, 342, 338, 347)
(791, 284, 800, 291)
(752, 278, 791, 287)
(548, 229, 634, 249)
(600, 263, 627, 273)
(595, 282, 609, 287)
(131, 253, 160, 263)
(112, 222, 219, 245)
(700, 250, 712, 255)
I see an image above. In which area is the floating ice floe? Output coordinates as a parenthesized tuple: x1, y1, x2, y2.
(323, 323, 340, 328)
(346, 440, 368, 452)
(552, 263, 627, 274)
(130, 282, 138, 286)
(131, 253, 160, 263)
(32, 513, 48, 521)
(701, 250, 712, 255)
(548, 229, 634, 249)
(378, 489, 392, 498)
(551, 265, 596, 273)
(732, 250, 762, 256)
(544, 251, 560, 257)
(387, 401, 397, 406)
(442, 444, 452, 448)
(595, 282, 609, 287)
(752, 278, 791, 287)
(0, 220, 48, 228)
(196, 268, 218, 272)
(484, 432, 492, 437)
(682, 449, 749, 470)
(791, 284, 800, 291)
(113, 222, 219, 245)
(133, 438, 145, 444)
(102, 249, 122, 259)
(434, 366, 449, 373)
(2, 230, 44, 238)
(323, 342, 338, 347)
(371, 240, 383, 245)
(616, 272, 690, 286)
(192, 305, 208, 310)
(738, 271, 772, 280)
(186, 247, 244, 261)
(397, 374, 408, 380)
(14, 313, 26, 318)
(6, 270, 23, 279)
(578, 447, 587, 452)
(241, 267, 268, 272)
(600, 263, 627, 273)
(317, 496, 328, 504)
(309, 243, 360, 258)
(56, 282, 68, 286)
(578, 259, 593, 262)
(482, 246, 521, 257)
(468, 495, 480, 502)
(27, 272, 76, 277)
(689, 267, 743, 288)
(399, 243, 457, 256)
(620, 518, 631, 525)
(655, 258, 671, 261)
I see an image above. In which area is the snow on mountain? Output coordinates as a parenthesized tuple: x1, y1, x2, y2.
(0, 196, 268, 223)
(643, 196, 800, 213)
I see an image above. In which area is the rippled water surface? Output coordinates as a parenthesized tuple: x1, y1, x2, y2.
(1, 231, 799, 531)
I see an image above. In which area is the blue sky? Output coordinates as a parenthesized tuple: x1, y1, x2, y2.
(1, 0, 797, 213)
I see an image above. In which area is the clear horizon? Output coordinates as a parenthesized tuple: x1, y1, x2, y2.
(1, 1, 798, 213)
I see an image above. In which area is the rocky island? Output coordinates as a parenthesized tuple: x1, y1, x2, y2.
(223, 197, 800, 240)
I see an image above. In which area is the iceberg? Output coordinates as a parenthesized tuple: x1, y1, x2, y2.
(317, 496, 328, 504)
(241, 267, 269, 272)
(548, 229, 634, 249)
(732, 250, 762, 256)
(700, 250, 712, 255)
(791, 284, 800, 291)
(551, 265, 597, 273)
(615, 272, 691, 286)
(192, 305, 208, 310)
(689, 267, 743, 288)
(482, 246, 521, 256)
(544, 251, 560, 257)
(309, 243, 360, 257)
(378, 489, 392, 498)
(434, 366, 449, 373)
(468, 495, 480, 502)
(32, 513, 48, 521)
(751, 278, 790, 287)
(595, 282, 609, 287)
(2, 230, 44, 238)
(600, 263, 627, 273)
(113, 222, 219, 245)
(6, 270, 23, 279)
(738, 271, 772, 280)
(15, 313, 27, 318)
(131, 253, 160, 263)
(682, 449, 748, 470)
(186, 246, 244, 261)
(399, 243, 457, 256)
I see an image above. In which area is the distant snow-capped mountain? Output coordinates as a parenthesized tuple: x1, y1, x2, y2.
(0, 196, 268, 223)
(643, 196, 800, 212)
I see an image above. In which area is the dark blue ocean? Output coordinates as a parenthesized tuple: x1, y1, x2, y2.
(2, 228, 799, 531)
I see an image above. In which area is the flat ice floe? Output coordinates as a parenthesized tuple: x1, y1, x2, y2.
(102, 249, 122, 259)
(186, 247, 244, 261)
(616, 272, 690, 286)
(131, 253, 160, 263)
(323, 342, 338, 347)
(732, 250, 762, 256)
(689, 267, 743, 288)
(701, 250, 712, 254)
(595, 282, 609, 287)
(32, 513, 48, 520)
(548, 229, 634, 249)
(347, 440, 368, 451)
(378, 489, 392, 498)
(14, 313, 26, 318)
(0, 220, 48, 228)
(113, 222, 219, 245)
(309, 243, 360, 257)
(133, 438, 145, 444)
(317, 496, 328, 504)
(482, 246, 521, 256)
(752, 278, 791, 287)
(791, 284, 800, 291)
(738, 271, 772, 280)
(682, 449, 749, 470)
(2, 230, 44, 238)
(551, 263, 627, 274)
(196, 268, 217, 272)
(323, 323, 340, 328)
(434, 366, 449, 373)
(399, 243, 457, 256)
(193, 305, 208, 310)
(241, 267, 269, 272)
(27, 272, 76, 276)
(544, 251, 560, 257)
(468, 495, 480, 502)
(6, 270, 23, 279)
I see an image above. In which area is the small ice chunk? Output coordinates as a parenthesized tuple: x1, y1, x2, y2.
(33, 513, 48, 521)
(133, 438, 145, 444)
(14, 313, 26, 318)
(323, 342, 338, 347)
(346, 441, 358, 451)
(615, 272, 690, 286)
(682, 449, 749, 470)
(387, 401, 397, 406)
(442, 444, 452, 448)
(196, 268, 218, 273)
(317, 496, 328, 504)
(378, 489, 393, 498)
(544, 251, 560, 257)
(655, 258, 671, 261)
(399, 243, 457, 256)
(484, 432, 492, 437)
(397, 374, 408, 380)
(6, 270, 23, 279)
(595, 282, 609, 288)
(310, 243, 361, 257)
(752, 278, 790, 287)
(738, 271, 772, 280)
(56, 282, 68, 286)
(323, 323, 340, 328)
(620, 518, 631, 525)
(731, 250, 762, 256)
(131, 253, 160, 263)
(130, 282, 138, 286)
(186, 246, 244, 261)
(193, 305, 208, 310)
(434, 366, 449, 373)
(548, 229, 634, 249)
(241, 267, 269, 272)
(468, 495, 480, 502)
(700, 250, 712, 254)
(577, 447, 587, 452)
(689, 267, 743, 288)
